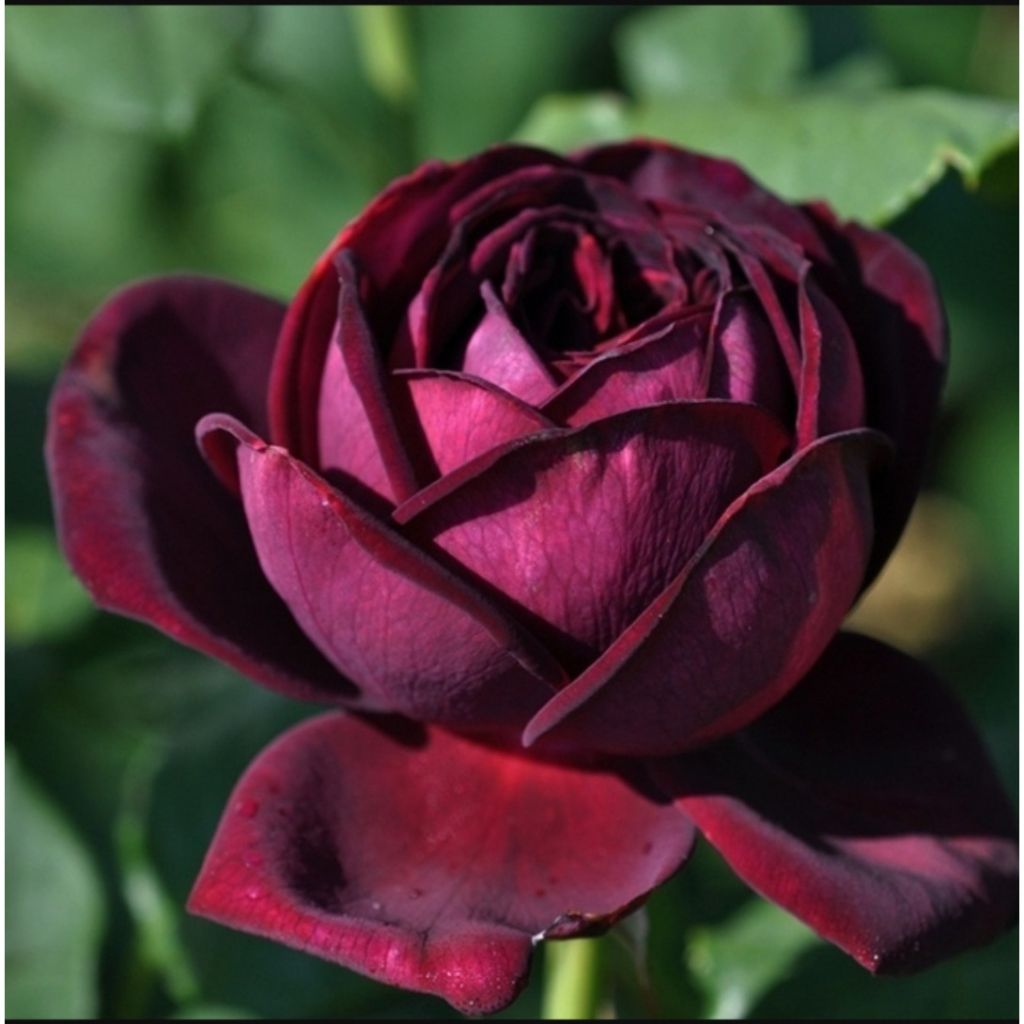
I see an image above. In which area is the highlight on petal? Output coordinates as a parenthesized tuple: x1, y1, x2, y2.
(400, 369, 554, 478)
(655, 633, 1018, 974)
(524, 430, 885, 756)
(198, 415, 562, 734)
(188, 712, 696, 1015)
(397, 401, 789, 670)
(460, 282, 558, 404)
(46, 276, 352, 704)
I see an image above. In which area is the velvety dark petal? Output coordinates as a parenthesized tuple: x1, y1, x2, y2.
(316, 331, 395, 503)
(330, 252, 421, 499)
(461, 283, 559, 403)
(397, 402, 789, 670)
(722, 242, 802, 382)
(400, 370, 555, 477)
(198, 415, 562, 733)
(576, 141, 831, 263)
(708, 291, 791, 420)
(541, 311, 713, 426)
(189, 712, 696, 1015)
(46, 277, 353, 703)
(524, 430, 885, 756)
(269, 146, 566, 460)
(655, 633, 1017, 973)
(803, 203, 948, 582)
(795, 273, 866, 446)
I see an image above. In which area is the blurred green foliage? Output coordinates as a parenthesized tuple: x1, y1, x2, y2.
(5, 5, 1018, 1020)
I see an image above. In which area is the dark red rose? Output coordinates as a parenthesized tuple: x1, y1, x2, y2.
(47, 141, 1016, 1014)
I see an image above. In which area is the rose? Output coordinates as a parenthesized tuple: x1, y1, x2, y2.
(48, 140, 1016, 1014)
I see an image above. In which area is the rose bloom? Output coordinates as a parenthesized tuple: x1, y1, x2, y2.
(47, 141, 1016, 1014)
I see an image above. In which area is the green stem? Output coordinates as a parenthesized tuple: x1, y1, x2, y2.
(541, 938, 605, 1020)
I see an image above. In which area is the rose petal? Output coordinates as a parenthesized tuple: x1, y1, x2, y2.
(269, 146, 566, 458)
(461, 282, 559, 404)
(397, 402, 789, 670)
(189, 712, 695, 1015)
(46, 277, 351, 703)
(198, 415, 562, 733)
(542, 311, 713, 426)
(523, 430, 885, 756)
(795, 272, 866, 446)
(316, 335, 394, 505)
(576, 141, 831, 263)
(708, 290, 792, 420)
(654, 632, 1018, 973)
(327, 251, 421, 500)
(399, 369, 555, 477)
(804, 204, 948, 582)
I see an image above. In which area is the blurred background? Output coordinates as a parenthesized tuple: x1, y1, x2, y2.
(5, 5, 1018, 1019)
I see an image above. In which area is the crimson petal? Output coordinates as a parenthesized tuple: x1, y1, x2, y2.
(189, 712, 696, 1014)
(654, 633, 1017, 973)
(399, 369, 555, 477)
(46, 277, 351, 703)
(795, 272, 866, 446)
(542, 311, 712, 426)
(397, 401, 789, 669)
(198, 415, 562, 734)
(576, 141, 831, 263)
(804, 204, 948, 582)
(461, 282, 559, 403)
(270, 146, 565, 459)
(524, 430, 885, 756)
(708, 290, 791, 420)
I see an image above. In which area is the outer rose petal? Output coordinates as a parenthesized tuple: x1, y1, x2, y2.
(804, 204, 948, 582)
(654, 633, 1018, 973)
(198, 415, 561, 734)
(397, 401, 789, 669)
(188, 712, 696, 1015)
(524, 430, 885, 756)
(45, 277, 352, 703)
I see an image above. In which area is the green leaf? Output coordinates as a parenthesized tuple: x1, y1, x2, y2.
(5, 118, 169, 289)
(411, 5, 628, 160)
(6, 526, 95, 645)
(514, 93, 632, 152)
(182, 75, 375, 294)
(686, 899, 819, 1019)
(616, 5, 808, 102)
(634, 88, 1018, 222)
(243, 6, 406, 185)
(7, 6, 252, 136)
(518, 87, 1018, 223)
(172, 1006, 259, 1020)
(808, 51, 898, 94)
(6, 751, 105, 1018)
(351, 5, 415, 107)
(867, 5, 1018, 100)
